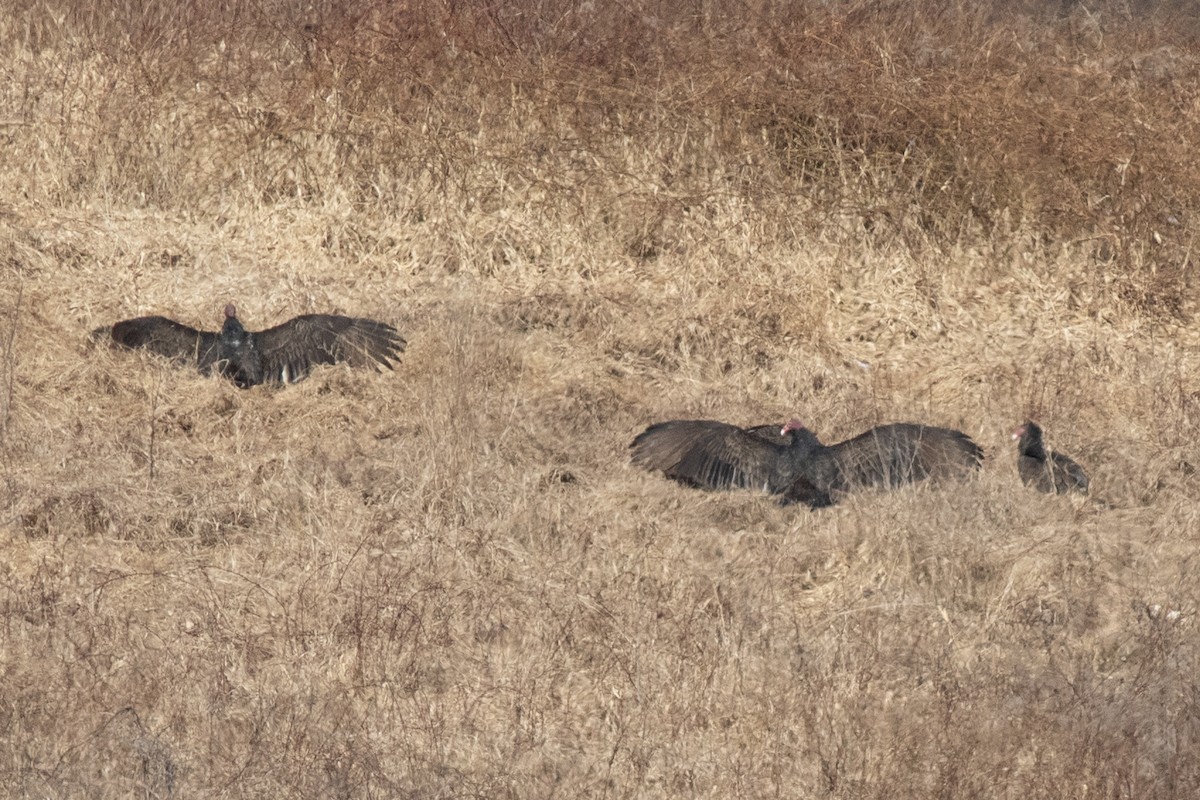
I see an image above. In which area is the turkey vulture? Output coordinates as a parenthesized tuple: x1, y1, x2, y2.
(1012, 421, 1089, 494)
(92, 304, 405, 388)
(630, 418, 983, 507)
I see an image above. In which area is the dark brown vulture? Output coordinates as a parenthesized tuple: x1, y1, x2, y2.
(1012, 421, 1089, 495)
(92, 303, 405, 388)
(630, 418, 983, 507)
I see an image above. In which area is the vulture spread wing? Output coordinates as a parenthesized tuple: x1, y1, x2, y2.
(827, 423, 983, 490)
(629, 418, 980, 508)
(630, 420, 788, 493)
(100, 316, 220, 366)
(254, 314, 407, 384)
(94, 305, 406, 388)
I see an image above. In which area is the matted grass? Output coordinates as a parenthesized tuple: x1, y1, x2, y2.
(3, 1, 1200, 796)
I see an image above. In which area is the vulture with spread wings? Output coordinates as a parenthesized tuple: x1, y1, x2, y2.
(630, 418, 983, 508)
(92, 303, 406, 388)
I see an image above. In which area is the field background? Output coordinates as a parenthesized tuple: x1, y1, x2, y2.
(3, 0, 1200, 797)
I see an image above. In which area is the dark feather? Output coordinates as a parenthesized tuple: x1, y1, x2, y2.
(255, 314, 406, 384)
(824, 423, 984, 492)
(631, 420, 787, 493)
(1014, 421, 1089, 494)
(94, 305, 406, 388)
(630, 419, 830, 508)
(630, 418, 982, 508)
(102, 316, 220, 366)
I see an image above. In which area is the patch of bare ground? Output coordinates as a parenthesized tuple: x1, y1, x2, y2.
(2, 0, 1200, 796)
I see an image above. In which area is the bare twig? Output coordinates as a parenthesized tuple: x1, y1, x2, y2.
(148, 382, 159, 481)
(0, 283, 22, 448)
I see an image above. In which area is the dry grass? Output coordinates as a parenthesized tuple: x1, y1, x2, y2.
(3, 0, 1200, 796)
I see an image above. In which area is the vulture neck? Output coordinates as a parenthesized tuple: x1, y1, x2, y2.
(1019, 431, 1046, 460)
(221, 316, 249, 345)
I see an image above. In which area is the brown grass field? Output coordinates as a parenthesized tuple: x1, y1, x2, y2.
(3, 1, 1200, 796)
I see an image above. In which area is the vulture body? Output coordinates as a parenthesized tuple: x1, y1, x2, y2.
(1013, 421, 1089, 495)
(630, 418, 983, 507)
(93, 304, 405, 388)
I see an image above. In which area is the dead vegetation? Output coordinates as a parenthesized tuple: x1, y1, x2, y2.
(3, 0, 1200, 796)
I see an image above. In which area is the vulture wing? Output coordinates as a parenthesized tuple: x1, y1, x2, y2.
(1051, 453, 1089, 494)
(828, 423, 983, 490)
(253, 314, 406, 384)
(909, 425, 984, 475)
(630, 420, 788, 493)
(1022, 452, 1089, 495)
(100, 316, 220, 367)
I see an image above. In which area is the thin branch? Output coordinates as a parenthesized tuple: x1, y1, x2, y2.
(0, 284, 22, 448)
